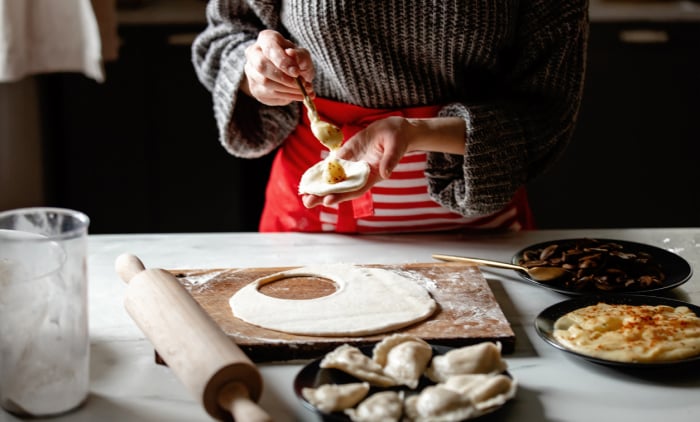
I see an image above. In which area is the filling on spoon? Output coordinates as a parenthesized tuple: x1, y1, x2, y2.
(309, 118, 344, 151)
(305, 106, 347, 184)
(297, 80, 369, 193)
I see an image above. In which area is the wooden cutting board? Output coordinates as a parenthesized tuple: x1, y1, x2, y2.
(169, 262, 514, 362)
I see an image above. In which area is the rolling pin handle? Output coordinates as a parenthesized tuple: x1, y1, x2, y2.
(115, 253, 146, 284)
(218, 382, 272, 422)
(116, 253, 270, 420)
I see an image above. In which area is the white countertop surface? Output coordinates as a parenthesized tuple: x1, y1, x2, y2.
(2, 228, 698, 421)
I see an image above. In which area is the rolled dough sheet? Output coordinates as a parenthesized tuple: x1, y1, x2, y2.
(229, 264, 437, 336)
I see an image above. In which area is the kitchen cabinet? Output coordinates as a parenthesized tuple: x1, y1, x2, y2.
(38, 11, 700, 232)
(527, 21, 700, 228)
(40, 23, 273, 234)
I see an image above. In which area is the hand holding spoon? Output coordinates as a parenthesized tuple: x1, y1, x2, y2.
(296, 77, 343, 150)
(432, 254, 569, 282)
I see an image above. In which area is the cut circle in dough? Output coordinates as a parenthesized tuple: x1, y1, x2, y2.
(229, 264, 437, 337)
(298, 155, 370, 196)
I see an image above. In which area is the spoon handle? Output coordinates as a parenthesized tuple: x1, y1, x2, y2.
(432, 254, 524, 271)
(295, 77, 318, 117)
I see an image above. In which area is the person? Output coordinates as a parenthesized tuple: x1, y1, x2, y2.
(192, 0, 589, 233)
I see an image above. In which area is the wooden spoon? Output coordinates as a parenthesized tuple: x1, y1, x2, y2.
(432, 254, 569, 282)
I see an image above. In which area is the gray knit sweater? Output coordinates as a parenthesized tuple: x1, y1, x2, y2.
(192, 0, 589, 217)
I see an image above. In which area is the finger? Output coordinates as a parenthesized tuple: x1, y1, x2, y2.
(244, 59, 305, 104)
(302, 194, 323, 208)
(292, 74, 315, 99)
(376, 128, 406, 179)
(378, 147, 401, 179)
(258, 30, 302, 77)
(334, 133, 366, 161)
(245, 82, 302, 106)
(321, 172, 381, 206)
(304, 183, 373, 208)
(245, 51, 297, 88)
(286, 48, 316, 81)
(247, 72, 303, 97)
(251, 89, 302, 106)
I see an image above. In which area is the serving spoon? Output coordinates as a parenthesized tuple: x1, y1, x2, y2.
(296, 77, 343, 150)
(432, 253, 569, 282)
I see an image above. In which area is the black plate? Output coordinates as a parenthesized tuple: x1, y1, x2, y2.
(294, 344, 512, 421)
(535, 294, 700, 368)
(511, 238, 692, 295)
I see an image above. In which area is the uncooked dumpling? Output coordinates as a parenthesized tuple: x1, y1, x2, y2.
(404, 384, 475, 422)
(404, 374, 517, 421)
(320, 344, 397, 387)
(298, 153, 370, 195)
(467, 374, 516, 412)
(443, 374, 517, 412)
(344, 391, 404, 422)
(372, 334, 432, 389)
(441, 374, 488, 393)
(301, 382, 370, 413)
(426, 342, 507, 383)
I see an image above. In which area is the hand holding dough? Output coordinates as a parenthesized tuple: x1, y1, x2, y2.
(299, 153, 370, 196)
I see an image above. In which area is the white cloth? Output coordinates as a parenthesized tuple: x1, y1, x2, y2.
(0, 0, 107, 83)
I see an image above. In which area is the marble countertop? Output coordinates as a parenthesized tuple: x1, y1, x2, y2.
(1, 228, 698, 421)
(116, 0, 700, 26)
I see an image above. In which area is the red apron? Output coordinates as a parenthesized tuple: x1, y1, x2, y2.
(259, 98, 534, 233)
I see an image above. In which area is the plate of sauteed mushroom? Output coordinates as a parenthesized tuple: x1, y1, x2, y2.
(512, 238, 692, 295)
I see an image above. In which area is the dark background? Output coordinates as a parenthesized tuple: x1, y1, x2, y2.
(37, 20, 700, 234)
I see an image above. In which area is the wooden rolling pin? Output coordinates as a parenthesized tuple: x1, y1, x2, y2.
(115, 253, 271, 422)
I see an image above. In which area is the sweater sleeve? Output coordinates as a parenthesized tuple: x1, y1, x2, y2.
(191, 0, 299, 158)
(427, 0, 589, 217)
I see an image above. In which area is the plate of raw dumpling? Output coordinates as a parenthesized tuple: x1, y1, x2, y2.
(294, 334, 517, 422)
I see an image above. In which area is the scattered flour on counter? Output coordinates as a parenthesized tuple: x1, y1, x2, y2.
(392, 269, 439, 291)
(177, 270, 226, 293)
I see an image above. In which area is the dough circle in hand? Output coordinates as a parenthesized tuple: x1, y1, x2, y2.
(298, 156, 370, 195)
(229, 264, 437, 336)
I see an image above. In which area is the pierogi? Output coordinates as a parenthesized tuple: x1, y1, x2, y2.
(304, 336, 516, 421)
(301, 382, 370, 413)
(320, 344, 397, 387)
(344, 391, 404, 422)
(553, 302, 700, 363)
(404, 373, 516, 421)
(425, 341, 507, 382)
(372, 334, 433, 388)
